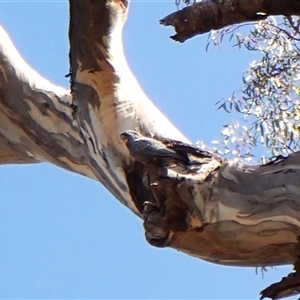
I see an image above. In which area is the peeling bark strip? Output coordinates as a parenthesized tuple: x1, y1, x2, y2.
(160, 0, 300, 42)
(2, 0, 300, 298)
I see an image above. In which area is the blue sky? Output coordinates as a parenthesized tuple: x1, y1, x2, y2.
(0, 1, 297, 299)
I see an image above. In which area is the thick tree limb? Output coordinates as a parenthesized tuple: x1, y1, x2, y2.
(0, 26, 87, 171)
(160, 0, 300, 42)
(140, 148, 300, 266)
(2, 0, 300, 298)
(0, 0, 187, 214)
(67, 0, 188, 213)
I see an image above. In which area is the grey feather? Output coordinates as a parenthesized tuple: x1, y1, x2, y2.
(120, 130, 189, 168)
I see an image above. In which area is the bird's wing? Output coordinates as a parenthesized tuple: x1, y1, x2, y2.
(133, 139, 188, 163)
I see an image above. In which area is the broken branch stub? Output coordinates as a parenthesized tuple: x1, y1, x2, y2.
(160, 0, 300, 42)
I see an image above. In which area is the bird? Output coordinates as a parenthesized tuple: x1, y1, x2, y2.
(120, 130, 190, 169)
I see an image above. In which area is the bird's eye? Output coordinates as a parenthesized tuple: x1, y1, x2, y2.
(120, 133, 128, 142)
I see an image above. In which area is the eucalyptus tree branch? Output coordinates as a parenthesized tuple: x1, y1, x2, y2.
(160, 0, 300, 42)
(1, 0, 300, 298)
(0, 25, 84, 168)
(0, 0, 187, 212)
